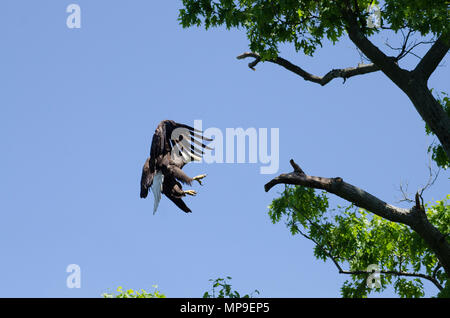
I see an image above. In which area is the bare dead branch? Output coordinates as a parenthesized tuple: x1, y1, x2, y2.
(398, 180, 414, 204)
(236, 52, 380, 86)
(385, 31, 437, 62)
(415, 192, 425, 212)
(264, 159, 411, 224)
(418, 160, 441, 197)
(396, 161, 440, 205)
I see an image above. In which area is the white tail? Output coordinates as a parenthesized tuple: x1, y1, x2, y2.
(151, 171, 164, 214)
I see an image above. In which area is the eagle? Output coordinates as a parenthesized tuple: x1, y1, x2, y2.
(140, 120, 212, 214)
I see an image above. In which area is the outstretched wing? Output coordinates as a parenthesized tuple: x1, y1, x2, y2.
(150, 120, 213, 169)
(168, 122, 213, 168)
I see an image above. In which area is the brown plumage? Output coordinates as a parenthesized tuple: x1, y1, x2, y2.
(140, 120, 212, 213)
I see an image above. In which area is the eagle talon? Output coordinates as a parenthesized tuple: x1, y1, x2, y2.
(184, 190, 197, 196)
(193, 174, 207, 186)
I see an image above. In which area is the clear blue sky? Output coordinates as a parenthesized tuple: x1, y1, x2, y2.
(0, 1, 448, 297)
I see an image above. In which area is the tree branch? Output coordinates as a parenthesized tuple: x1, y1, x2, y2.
(297, 215, 444, 291)
(236, 52, 379, 86)
(413, 33, 450, 81)
(265, 159, 450, 277)
(265, 159, 411, 224)
(339, 269, 443, 291)
(384, 29, 437, 63)
(343, 12, 411, 91)
(432, 262, 442, 280)
(397, 158, 440, 205)
(296, 227, 345, 273)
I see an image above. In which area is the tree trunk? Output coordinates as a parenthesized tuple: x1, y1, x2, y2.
(344, 20, 450, 159)
(404, 78, 450, 159)
(408, 207, 450, 277)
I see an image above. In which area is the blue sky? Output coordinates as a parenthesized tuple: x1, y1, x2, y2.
(0, 1, 448, 297)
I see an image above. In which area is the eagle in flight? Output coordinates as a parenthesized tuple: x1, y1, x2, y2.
(140, 120, 212, 214)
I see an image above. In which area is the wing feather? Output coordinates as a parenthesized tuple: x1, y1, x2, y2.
(140, 158, 154, 198)
(150, 120, 212, 161)
(149, 120, 214, 166)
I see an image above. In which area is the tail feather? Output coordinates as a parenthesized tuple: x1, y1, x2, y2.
(151, 171, 164, 214)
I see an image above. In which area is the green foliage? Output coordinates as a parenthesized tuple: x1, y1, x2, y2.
(426, 91, 450, 169)
(203, 276, 260, 298)
(268, 185, 450, 297)
(102, 285, 166, 298)
(179, 0, 449, 59)
(437, 281, 450, 298)
(102, 278, 259, 299)
(268, 185, 329, 236)
(179, 1, 450, 298)
(383, 0, 450, 36)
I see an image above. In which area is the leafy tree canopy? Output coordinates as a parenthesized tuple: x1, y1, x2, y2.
(177, 0, 450, 298)
(268, 186, 450, 297)
(179, 0, 449, 59)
